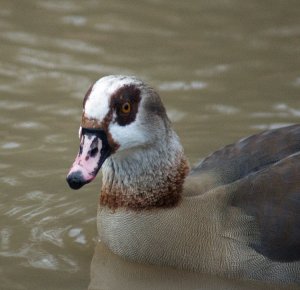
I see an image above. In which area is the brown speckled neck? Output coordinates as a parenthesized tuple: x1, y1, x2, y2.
(100, 157, 189, 211)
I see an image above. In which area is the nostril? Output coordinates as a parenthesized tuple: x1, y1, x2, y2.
(90, 147, 98, 157)
(66, 171, 85, 190)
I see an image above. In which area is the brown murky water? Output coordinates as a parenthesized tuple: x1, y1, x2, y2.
(0, 0, 299, 289)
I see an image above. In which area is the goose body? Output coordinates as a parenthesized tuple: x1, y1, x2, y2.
(67, 75, 300, 283)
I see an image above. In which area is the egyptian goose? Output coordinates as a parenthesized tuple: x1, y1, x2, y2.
(67, 75, 300, 283)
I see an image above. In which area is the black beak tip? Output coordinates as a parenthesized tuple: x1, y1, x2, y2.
(66, 171, 85, 190)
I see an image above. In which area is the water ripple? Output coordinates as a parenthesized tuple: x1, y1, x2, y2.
(0, 100, 31, 110)
(4, 205, 36, 217)
(13, 122, 47, 130)
(0, 177, 19, 186)
(206, 104, 240, 115)
(293, 77, 300, 87)
(167, 109, 186, 123)
(251, 103, 300, 119)
(251, 123, 294, 131)
(19, 207, 52, 222)
(62, 15, 87, 26)
(54, 39, 102, 54)
(158, 81, 207, 91)
(18, 191, 51, 202)
(0, 228, 12, 250)
(31, 227, 67, 247)
(195, 64, 229, 77)
(68, 228, 87, 245)
(273, 103, 300, 117)
(38, 1, 80, 13)
(27, 251, 59, 270)
(0, 164, 11, 170)
(1, 142, 21, 149)
(2, 31, 38, 46)
(21, 169, 62, 178)
(18, 48, 79, 70)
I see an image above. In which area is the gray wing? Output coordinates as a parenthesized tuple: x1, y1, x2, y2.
(230, 151, 300, 262)
(190, 124, 300, 190)
(190, 124, 300, 262)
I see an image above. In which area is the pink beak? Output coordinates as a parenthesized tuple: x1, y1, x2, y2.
(66, 128, 111, 190)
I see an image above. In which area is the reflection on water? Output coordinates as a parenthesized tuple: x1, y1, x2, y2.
(89, 243, 299, 290)
(0, 0, 299, 289)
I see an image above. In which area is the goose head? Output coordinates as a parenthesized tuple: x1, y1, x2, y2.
(66, 75, 174, 190)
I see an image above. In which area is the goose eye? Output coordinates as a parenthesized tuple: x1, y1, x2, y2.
(121, 102, 131, 114)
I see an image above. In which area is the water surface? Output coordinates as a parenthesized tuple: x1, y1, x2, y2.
(0, 0, 299, 289)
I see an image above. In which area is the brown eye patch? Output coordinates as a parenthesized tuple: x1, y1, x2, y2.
(111, 84, 141, 126)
